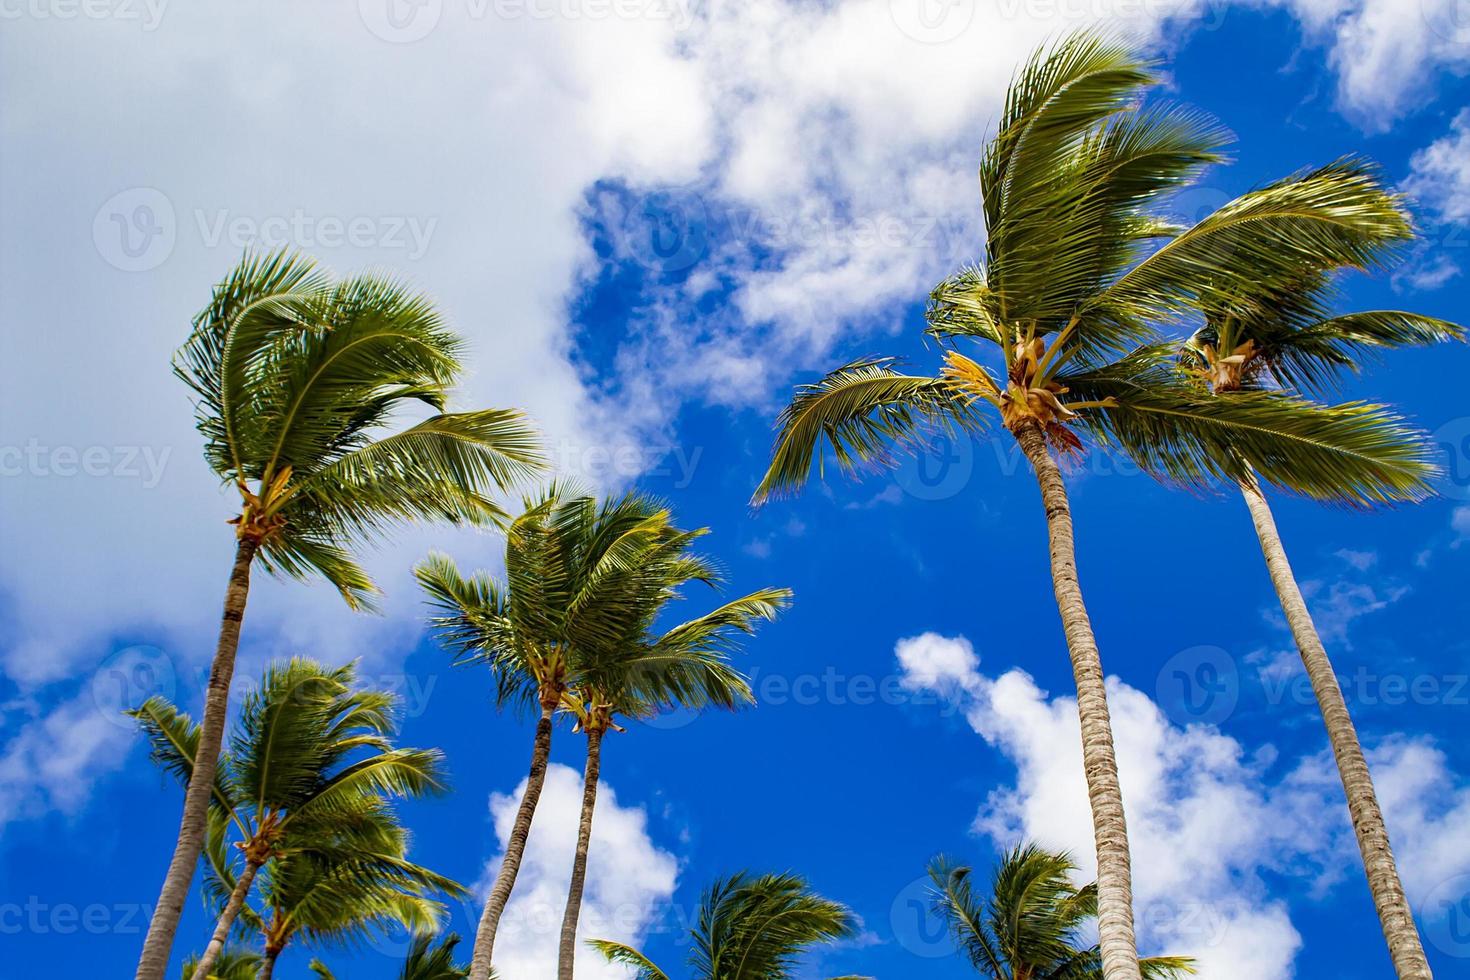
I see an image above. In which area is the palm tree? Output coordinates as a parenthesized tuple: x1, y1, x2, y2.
(416, 487, 789, 980)
(130, 658, 449, 980)
(752, 33, 1427, 980)
(553, 508, 791, 980)
(591, 871, 867, 980)
(930, 845, 1193, 979)
(1162, 264, 1461, 978)
(138, 249, 543, 980)
(182, 949, 263, 980)
(203, 798, 464, 980)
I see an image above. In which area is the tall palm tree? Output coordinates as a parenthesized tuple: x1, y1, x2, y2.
(416, 488, 788, 980)
(591, 871, 867, 980)
(930, 845, 1193, 979)
(130, 659, 449, 980)
(203, 798, 464, 980)
(554, 518, 791, 980)
(752, 32, 1428, 980)
(139, 249, 543, 980)
(1161, 265, 1461, 978)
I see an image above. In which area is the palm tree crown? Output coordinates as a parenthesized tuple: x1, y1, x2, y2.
(592, 871, 866, 980)
(174, 248, 544, 607)
(930, 846, 1193, 979)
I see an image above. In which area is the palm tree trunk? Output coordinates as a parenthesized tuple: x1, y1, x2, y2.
(137, 536, 260, 980)
(189, 858, 262, 980)
(557, 727, 604, 980)
(1239, 473, 1431, 978)
(467, 701, 556, 980)
(1014, 421, 1141, 980)
(257, 946, 281, 980)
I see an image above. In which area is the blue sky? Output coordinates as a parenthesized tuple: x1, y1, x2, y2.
(2, 1, 1470, 978)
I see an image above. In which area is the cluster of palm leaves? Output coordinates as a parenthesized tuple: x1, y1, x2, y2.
(753, 29, 1460, 980)
(126, 26, 1462, 980)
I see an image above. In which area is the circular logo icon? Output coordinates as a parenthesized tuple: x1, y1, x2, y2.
(1433, 417, 1470, 502)
(1422, 0, 1470, 44)
(1421, 873, 1470, 957)
(91, 644, 177, 727)
(888, 0, 975, 44)
(93, 188, 175, 272)
(1155, 644, 1239, 727)
(615, 187, 709, 274)
(890, 874, 950, 958)
(895, 431, 974, 501)
(359, 0, 443, 43)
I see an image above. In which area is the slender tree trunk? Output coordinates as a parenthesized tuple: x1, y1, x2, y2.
(1014, 421, 1141, 980)
(257, 946, 281, 980)
(467, 702, 556, 980)
(1240, 474, 1432, 978)
(189, 858, 262, 980)
(137, 536, 259, 980)
(557, 728, 605, 980)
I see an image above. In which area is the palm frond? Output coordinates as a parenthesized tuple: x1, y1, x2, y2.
(753, 358, 977, 503)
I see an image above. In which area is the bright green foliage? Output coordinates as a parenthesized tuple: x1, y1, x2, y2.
(590, 871, 868, 980)
(174, 248, 544, 607)
(930, 845, 1194, 979)
(180, 949, 263, 980)
(416, 485, 790, 725)
(130, 659, 462, 963)
(753, 31, 1438, 510)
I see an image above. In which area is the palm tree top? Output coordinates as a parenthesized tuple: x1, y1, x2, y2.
(174, 248, 545, 607)
(416, 485, 790, 727)
(930, 845, 1194, 979)
(752, 30, 1447, 510)
(592, 870, 868, 980)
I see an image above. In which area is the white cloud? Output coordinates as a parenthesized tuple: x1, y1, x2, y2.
(482, 764, 678, 980)
(4, 0, 1469, 830)
(1275, 0, 1470, 125)
(1452, 506, 1470, 546)
(1405, 109, 1470, 223)
(895, 632, 982, 699)
(895, 632, 1470, 979)
(0, 693, 132, 826)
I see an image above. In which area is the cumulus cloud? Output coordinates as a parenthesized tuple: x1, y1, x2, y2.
(481, 764, 678, 979)
(0, 693, 132, 826)
(894, 633, 1470, 979)
(1405, 109, 1470, 223)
